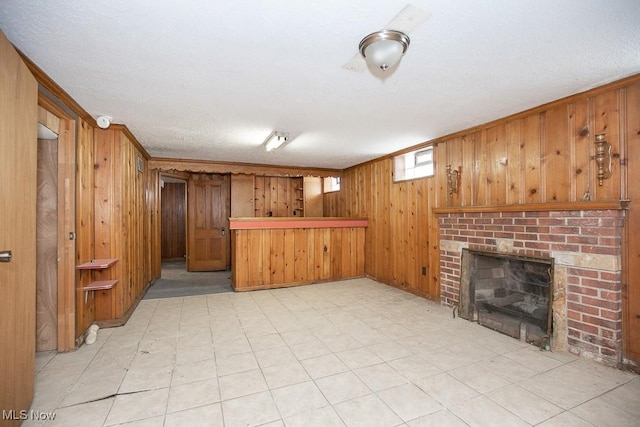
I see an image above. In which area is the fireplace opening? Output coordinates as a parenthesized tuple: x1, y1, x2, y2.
(459, 249, 553, 348)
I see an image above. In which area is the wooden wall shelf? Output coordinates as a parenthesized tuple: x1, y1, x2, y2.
(80, 280, 118, 291)
(76, 259, 119, 304)
(76, 258, 118, 269)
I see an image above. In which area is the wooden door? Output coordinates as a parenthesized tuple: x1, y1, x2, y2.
(187, 174, 230, 271)
(36, 137, 58, 351)
(0, 29, 38, 423)
(303, 176, 323, 217)
(230, 174, 255, 217)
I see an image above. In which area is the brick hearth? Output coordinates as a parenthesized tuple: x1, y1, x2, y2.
(436, 209, 625, 366)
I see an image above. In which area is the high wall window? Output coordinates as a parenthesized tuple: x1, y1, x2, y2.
(394, 146, 434, 182)
(323, 176, 341, 192)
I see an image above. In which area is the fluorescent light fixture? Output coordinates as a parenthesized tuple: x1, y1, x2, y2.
(264, 131, 289, 152)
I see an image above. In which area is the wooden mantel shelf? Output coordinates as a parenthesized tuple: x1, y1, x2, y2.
(432, 200, 629, 215)
(229, 217, 368, 230)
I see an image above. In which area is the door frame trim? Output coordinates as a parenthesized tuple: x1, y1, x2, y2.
(38, 95, 77, 352)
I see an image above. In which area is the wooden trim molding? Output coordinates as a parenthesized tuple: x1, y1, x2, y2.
(150, 157, 343, 178)
(432, 200, 629, 214)
(229, 217, 368, 230)
(109, 124, 151, 159)
(18, 48, 96, 126)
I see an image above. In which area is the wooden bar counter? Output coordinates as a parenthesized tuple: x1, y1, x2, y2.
(230, 217, 368, 291)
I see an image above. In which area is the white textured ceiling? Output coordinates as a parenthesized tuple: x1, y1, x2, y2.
(1, 1, 639, 169)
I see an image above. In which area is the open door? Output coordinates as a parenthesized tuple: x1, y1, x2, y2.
(187, 174, 230, 271)
(0, 29, 38, 423)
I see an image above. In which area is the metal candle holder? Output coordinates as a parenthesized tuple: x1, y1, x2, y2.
(594, 133, 612, 186)
(446, 165, 459, 195)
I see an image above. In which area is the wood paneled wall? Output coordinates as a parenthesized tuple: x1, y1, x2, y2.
(324, 191, 341, 217)
(90, 126, 157, 325)
(161, 182, 186, 260)
(338, 75, 640, 304)
(232, 226, 365, 291)
(339, 161, 437, 298)
(75, 119, 96, 335)
(436, 88, 628, 209)
(253, 176, 304, 217)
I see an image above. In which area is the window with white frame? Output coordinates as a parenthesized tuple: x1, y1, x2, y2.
(323, 176, 341, 192)
(393, 146, 434, 182)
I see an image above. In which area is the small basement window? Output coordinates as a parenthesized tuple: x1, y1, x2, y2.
(323, 176, 341, 192)
(394, 146, 434, 182)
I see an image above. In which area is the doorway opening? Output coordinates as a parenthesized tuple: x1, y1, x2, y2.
(35, 102, 77, 353)
(161, 175, 187, 263)
(150, 172, 232, 299)
(36, 123, 59, 352)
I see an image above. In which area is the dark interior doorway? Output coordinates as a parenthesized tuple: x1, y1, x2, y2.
(161, 177, 187, 262)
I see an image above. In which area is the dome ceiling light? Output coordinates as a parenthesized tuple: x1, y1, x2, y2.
(359, 29, 410, 72)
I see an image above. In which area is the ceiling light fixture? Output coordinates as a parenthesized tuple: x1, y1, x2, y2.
(359, 29, 410, 71)
(264, 131, 289, 152)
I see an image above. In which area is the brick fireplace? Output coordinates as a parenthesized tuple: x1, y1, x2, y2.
(436, 209, 625, 366)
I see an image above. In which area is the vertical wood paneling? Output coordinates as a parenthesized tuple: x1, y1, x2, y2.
(91, 127, 157, 324)
(339, 157, 435, 299)
(75, 120, 95, 336)
(249, 228, 263, 284)
(572, 100, 591, 201)
(269, 178, 279, 216)
(505, 120, 523, 204)
(232, 225, 366, 290)
(475, 131, 489, 205)
(271, 229, 285, 284)
(336, 78, 639, 304)
(624, 82, 640, 362)
(434, 142, 448, 208)
(446, 137, 463, 207)
(246, 176, 304, 217)
(544, 105, 571, 202)
(485, 125, 508, 205)
(593, 90, 621, 200)
(523, 114, 542, 203)
(93, 129, 118, 321)
(462, 133, 477, 206)
(254, 176, 265, 216)
(294, 228, 308, 282)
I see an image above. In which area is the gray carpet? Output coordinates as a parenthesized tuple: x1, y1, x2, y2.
(143, 261, 233, 299)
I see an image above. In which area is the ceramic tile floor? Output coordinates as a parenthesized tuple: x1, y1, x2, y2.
(28, 278, 639, 427)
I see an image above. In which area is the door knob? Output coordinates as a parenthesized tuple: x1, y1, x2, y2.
(0, 250, 12, 262)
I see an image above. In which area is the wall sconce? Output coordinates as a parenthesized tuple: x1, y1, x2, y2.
(264, 131, 289, 152)
(594, 133, 612, 186)
(359, 29, 410, 72)
(446, 165, 459, 196)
